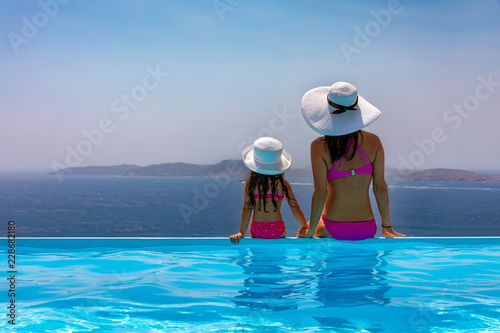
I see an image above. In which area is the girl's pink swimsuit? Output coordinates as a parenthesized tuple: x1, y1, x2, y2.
(324, 137, 377, 240)
(250, 192, 286, 239)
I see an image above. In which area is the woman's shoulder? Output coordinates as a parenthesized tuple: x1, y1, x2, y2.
(310, 136, 325, 150)
(360, 130, 379, 140)
(360, 131, 382, 146)
(311, 136, 324, 144)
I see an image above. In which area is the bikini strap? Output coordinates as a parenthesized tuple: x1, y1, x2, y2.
(355, 144, 371, 165)
(330, 137, 356, 171)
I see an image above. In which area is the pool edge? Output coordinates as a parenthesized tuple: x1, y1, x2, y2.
(3, 236, 500, 249)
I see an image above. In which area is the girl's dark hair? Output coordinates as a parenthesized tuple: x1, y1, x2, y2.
(323, 131, 361, 165)
(245, 171, 295, 212)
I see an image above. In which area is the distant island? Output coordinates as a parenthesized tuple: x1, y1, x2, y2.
(392, 168, 500, 182)
(50, 160, 312, 178)
(50, 160, 500, 182)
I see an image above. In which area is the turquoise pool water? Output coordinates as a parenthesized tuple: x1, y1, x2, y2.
(3, 238, 500, 332)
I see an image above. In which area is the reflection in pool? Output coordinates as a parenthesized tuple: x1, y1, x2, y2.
(8, 237, 500, 332)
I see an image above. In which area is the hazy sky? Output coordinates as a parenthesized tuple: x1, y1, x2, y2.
(1, 0, 500, 172)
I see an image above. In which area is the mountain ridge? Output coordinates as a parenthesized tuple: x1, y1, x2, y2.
(50, 160, 500, 182)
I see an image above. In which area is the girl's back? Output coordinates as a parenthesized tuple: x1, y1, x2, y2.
(248, 177, 286, 222)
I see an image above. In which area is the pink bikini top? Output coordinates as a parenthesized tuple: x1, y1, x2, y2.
(253, 180, 285, 200)
(253, 192, 285, 201)
(327, 138, 373, 180)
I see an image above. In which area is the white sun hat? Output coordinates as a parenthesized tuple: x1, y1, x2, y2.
(301, 81, 381, 136)
(242, 137, 292, 175)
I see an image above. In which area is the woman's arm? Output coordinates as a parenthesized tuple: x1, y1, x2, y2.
(303, 138, 328, 238)
(283, 180, 308, 234)
(230, 179, 253, 243)
(372, 137, 407, 238)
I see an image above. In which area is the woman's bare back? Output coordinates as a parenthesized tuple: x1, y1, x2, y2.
(317, 130, 382, 221)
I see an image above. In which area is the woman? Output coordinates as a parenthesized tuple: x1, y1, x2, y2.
(298, 81, 406, 239)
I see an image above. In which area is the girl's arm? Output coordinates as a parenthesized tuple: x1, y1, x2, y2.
(230, 179, 253, 243)
(372, 137, 406, 238)
(283, 180, 308, 233)
(303, 138, 328, 238)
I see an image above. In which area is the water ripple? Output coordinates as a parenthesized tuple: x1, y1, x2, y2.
(12, 241, 500, 332)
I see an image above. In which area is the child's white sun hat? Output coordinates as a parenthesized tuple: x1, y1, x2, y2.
(242, 137, 292, 175)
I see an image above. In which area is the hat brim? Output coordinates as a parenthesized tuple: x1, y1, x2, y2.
(301, 86, 382, 136)
(241, 144, 292, 175)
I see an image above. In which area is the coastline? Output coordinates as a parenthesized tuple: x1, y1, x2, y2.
(42, 159, 500, 182)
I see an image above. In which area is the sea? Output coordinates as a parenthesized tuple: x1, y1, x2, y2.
(1, 174, 500, 237)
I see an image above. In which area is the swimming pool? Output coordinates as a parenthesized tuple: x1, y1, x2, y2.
(4, 237, 500, 332)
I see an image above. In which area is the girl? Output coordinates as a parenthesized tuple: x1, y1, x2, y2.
(229, 137, 308, 244)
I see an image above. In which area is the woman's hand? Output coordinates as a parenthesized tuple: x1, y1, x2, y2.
(382, 227, 407, 238)
(296, 227, 308, 238)
(229, 232, 244, 244)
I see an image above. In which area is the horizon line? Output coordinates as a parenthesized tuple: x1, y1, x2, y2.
(1, 159, 500, 176)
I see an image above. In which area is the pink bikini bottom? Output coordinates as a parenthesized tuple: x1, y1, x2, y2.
(250, 220, 286, 239)
(322, 217, 377, 240)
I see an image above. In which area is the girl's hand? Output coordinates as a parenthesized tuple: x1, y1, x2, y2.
(297, 228, 313, 238)
(382, 227, 407, 238)
(296, 227, 308, 238)
(229, 232, 244, 244)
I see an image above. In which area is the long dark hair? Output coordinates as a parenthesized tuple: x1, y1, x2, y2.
(245, 171, 295, 212)
(323, 131, 361, 165)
